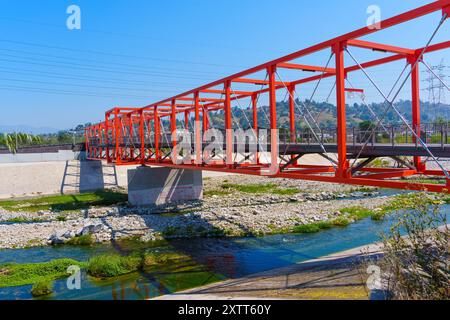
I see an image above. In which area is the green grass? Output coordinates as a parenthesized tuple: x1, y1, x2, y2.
(272, 188, 300, 196)
(292, 221, 333, 234)
(405, 178, 446, 185)
(0, 259, 83, 288)
(340, 206, 375, 220)
(66, 234, 95, 246)
(86, 254, 142, 278)
(56, 215, 67, 222)
(3, 217, 47, 224)
(31, 281, 53, 297)
(0, 190, 128, 213)
(220, 183, 299, 196)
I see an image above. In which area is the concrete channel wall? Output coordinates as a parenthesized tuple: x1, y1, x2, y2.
(0, 150, 137, 199)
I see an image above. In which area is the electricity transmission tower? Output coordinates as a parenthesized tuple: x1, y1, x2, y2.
(422, 59, 448, 120)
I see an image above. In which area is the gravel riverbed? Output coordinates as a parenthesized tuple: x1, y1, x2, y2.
(0, 175, 395, 249)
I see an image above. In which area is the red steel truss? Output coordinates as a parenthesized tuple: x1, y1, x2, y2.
(85, 0, 450, 193)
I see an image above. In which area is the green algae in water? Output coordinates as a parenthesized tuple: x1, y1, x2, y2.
(0, 259, 83, 288)
(86, 254, 142, 278)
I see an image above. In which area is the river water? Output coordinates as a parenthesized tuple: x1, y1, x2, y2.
(0, 198, 448, 300)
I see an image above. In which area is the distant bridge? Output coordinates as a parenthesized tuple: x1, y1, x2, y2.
(85, 1, 450, 193)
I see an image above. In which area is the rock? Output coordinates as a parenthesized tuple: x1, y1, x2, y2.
(80, 223, 105, 235)
(49, 230, 69, 245)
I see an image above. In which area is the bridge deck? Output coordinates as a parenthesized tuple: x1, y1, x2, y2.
(93, 142, 450, 158)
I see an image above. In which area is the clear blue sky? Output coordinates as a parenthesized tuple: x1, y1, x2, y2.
(0, 0, 448, 131)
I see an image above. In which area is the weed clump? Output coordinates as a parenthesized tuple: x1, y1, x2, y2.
(66, 234, 95, 246)
(31, 281, 53, 297)
(0, 259, 81, 288)
(86, 254, 142, 278)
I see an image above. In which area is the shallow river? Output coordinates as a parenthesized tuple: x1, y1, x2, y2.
(0, 198, 448, 300)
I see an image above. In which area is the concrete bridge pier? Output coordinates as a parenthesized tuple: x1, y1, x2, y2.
(127, 166, 203, 206)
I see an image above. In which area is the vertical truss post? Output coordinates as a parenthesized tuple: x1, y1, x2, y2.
(84, 128, 89, 158)
(194, 91, 202, 165)
(139, 110, 145, 165)
(99, 124, 103, 159)
(202, 106, 209, 133)
(171, 100, 177, 162)
(105, 113, 111, 163)
(184, 111, 190, 131)
(288, 84, 297, 163)
(225, 81, 233, 167)
(334, 42, 349, 178)
(114, 109, 121, 165)
(268, 65, 279, 173)
(129, 114, 134, 160)
(252, 93, 260, 165)
(409, 54, 426, 173)
(154, 106, 160, 162)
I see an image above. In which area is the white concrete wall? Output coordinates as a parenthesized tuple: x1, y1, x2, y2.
(0, 150, 82, 164)
(0, 160, 136, 199)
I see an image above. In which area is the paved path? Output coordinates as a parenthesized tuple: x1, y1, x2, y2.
(154, 242, 384, 300)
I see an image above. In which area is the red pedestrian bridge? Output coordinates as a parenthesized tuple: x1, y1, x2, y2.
(85, 1, 450, 193)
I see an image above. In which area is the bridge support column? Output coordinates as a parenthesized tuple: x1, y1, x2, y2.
(128, 167, 203, 206)
(410, 55, 426, 173)
(334, 42, 350, 178)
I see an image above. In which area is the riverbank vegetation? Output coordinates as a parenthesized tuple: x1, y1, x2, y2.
(86, 254, 142, 278)
(216, 183, 300, 196)
(0, 190, 127, 213)
(361, 195, 449, 300)
(0, 258, 82, 288)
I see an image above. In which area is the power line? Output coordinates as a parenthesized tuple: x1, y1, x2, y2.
(0, 66, 199, 88)
(0, 77, 182, 94)
(0, 55, 216, 81)
(0, 48, 223, 77)
(0, 84, 164, 100)
(0, 39, 242, 68)
(0, 16, 255, 54)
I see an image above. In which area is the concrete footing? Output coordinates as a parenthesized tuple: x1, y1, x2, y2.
(127, 167, 203, 206)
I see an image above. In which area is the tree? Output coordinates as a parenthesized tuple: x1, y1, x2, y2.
(0, 133, 42, 154)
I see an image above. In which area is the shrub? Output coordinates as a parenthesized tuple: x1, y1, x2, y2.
(66, 234, 95, 246)
(332, 217, 350, 227)
(362, 195, 449, 300)
(31, 281, 53, 297)
(86, 254, 142, 278)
